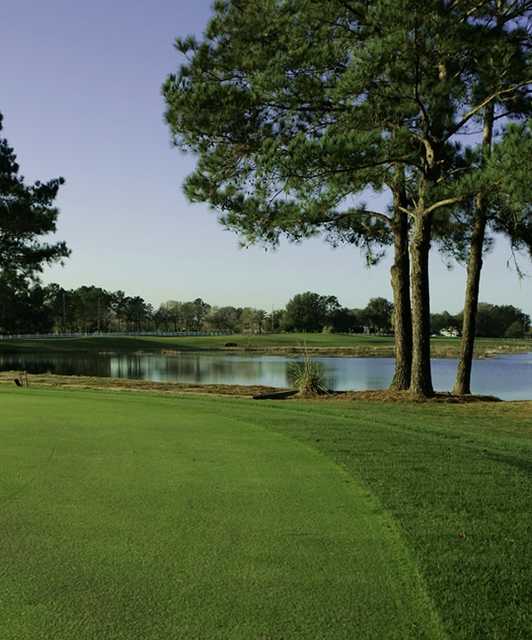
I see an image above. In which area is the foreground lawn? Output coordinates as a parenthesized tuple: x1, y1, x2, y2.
(0, 332, 530, 357)
(1, 388, 443, 640)
(1, 388, 531, 638)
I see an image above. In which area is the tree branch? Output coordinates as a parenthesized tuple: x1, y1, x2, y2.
(327, 209, 392, 225)
(424, 196, 467, 215)
(445, 81, 532, 140)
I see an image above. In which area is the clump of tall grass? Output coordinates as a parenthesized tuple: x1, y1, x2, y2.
(288, 350, 329, 396)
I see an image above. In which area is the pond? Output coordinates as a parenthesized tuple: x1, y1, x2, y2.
(1, 350, 531, 400)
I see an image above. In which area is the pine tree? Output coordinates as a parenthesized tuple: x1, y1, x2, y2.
(0, 111, 69, 332)
(163, 0, 531, 397)
(452, 0, 531, 395)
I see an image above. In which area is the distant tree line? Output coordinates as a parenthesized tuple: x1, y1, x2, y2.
(431, 304, 531, 339)
(281, 292, 394, 335)
(0, 284, 268, 335)
(1, 283, 528, 339)
(0, 284, 153, 335)
(281, 292, 530, 338)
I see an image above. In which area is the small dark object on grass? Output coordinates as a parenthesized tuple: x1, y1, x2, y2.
(14, 372, 29, 387)
(225, 342, 238, 347)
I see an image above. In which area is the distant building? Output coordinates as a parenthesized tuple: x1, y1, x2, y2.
(440, 327, 460, 338)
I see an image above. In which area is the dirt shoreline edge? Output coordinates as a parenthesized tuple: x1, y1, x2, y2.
(1, 371, 527, 405)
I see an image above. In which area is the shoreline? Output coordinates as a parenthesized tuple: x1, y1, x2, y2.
(157, 343, 531, 359)
(0, 343, 530, 359)
(2, 371, 530, 405)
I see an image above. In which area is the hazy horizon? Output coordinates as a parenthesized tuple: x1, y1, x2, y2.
(2, 0, 531, 316)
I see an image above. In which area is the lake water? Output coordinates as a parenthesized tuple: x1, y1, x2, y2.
(1, 351, 531, 400)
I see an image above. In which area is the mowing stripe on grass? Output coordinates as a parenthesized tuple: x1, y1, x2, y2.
(0, 389, 444, 639)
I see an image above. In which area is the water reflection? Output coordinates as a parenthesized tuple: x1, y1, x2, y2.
(0, 351, 531, 400)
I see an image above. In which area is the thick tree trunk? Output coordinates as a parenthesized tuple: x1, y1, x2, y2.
(453, 106, 494, 396)
(410, 212, 434, 398)
(390, 208, 412, 391)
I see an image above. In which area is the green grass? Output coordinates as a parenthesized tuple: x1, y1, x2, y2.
(258, 399, 532, 639)
(0, 332, 529, 357)
(0, 333, 391, 352)
(1, 388, 531, 638)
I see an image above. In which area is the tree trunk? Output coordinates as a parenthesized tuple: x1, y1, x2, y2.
(390, 208, 412, 391)
(410, 212, 434, 398)
(452, 213, 486, 395)
(453, 106, 494, 396)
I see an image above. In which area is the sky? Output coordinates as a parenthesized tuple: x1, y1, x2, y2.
(1, 0, 531, 315)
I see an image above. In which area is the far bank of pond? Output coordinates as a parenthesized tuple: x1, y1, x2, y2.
(1, 350, 531, 400)
(0, 333, 530, 359)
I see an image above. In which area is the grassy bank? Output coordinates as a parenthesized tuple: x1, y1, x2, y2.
(0, 332, 530, 358)
(1, 386, 531, 638)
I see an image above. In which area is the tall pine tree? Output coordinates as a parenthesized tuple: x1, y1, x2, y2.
(0, 112, 69, 333)
(452, 0, 531, 395)
(164, 0, 531, 397)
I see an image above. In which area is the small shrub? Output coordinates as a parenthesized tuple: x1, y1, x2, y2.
(288, 352, 328, 395)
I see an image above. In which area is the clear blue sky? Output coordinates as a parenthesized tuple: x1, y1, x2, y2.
(2, 0, 530, 315)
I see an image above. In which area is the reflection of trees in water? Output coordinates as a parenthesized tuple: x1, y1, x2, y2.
(152, 355, 271, 385)
(0, 352, 297, 386)
(314, 357, 394, 391)
(110, 355, 144, 380)
(0, 353, 112, 377)
(210, 357, 263, 376)
(107, 354, 292, 386)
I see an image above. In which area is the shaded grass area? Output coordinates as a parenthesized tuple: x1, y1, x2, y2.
(0, 388, 444, 640)
(0, 333, 530, 357)
(249, 399, 532, 639)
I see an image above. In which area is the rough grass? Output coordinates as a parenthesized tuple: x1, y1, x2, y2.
(253, 399, 532, 639)
(0, 333, 530, 358)
(1, 387, 531, 638)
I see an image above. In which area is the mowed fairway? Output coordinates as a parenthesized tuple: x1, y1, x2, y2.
(0, 389, 444, 640)
(1, 390, 531, 638)
(0, 333, 529, 358)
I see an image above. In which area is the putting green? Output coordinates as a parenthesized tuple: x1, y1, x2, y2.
(0, 389, 445, 639)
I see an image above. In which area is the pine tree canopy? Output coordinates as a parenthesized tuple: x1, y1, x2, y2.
(0, 112, 70, 289)
(163, 0, 531, 246)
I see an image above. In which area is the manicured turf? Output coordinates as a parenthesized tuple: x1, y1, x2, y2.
(0, 388, 444, 640)
(1, 388, 531, 638)
(0, 333, 395, 352)
(0, 332, 530, 357)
